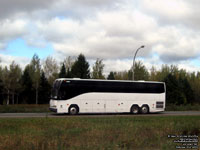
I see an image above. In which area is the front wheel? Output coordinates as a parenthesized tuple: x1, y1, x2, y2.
(131, 105, 139, 114)
(69, 106, 78, 115)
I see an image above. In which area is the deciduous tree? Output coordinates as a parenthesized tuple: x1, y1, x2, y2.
(92, 59, 105, 79)
(129, 61, 149, 80)
(30, 54, 41, 104)
(43, 56, 59, 85)
(9, 61, 22, 104)
(1, 67, 11, 105)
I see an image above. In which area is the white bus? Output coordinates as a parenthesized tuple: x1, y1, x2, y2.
(49, 78, 166, 115)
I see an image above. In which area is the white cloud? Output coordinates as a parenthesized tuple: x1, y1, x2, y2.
(0, 0, 55, 19)
(152, 26, 200, 62)
(35, 10, 156, 59)
(104, 59, 132, 73)
(0, 0, 200, 73)
(99, 10, 157, 38)
(140, 0, 200, 29)
(141, 0, 189, 20)
(36, 18, 81, 43)
(0, 54, 30, 69)
(34, 8, 200, 63)
(178, 62, 200, 73)
(0, 19, 27, 49)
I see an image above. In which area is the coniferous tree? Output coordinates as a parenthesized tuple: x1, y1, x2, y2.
(164, 74, 186, 105)
(20, 65, 34, 104)
(107, 72, 115, 80)
(59, 63, 67, 78)
(189, 72, 200, 103)
(71, 54, 90, 79)
(0, 78, 3, 105)
(39, 71, 51, 104)
(179, 76, 194, 104)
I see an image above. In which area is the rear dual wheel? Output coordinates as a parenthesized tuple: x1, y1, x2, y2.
(140, 105, 149, 114)
(131, 105, 140, 114)
(131, 105, 149, 114)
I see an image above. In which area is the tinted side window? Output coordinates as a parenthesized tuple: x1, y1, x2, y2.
(57, 80, 165, 100)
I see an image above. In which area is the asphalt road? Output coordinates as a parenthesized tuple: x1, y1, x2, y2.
(0, 111, 200, 118)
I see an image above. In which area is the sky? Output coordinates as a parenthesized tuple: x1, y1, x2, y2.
(0, 0, 200, 74)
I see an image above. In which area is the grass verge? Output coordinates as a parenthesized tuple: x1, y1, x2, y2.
(0, 116, 199, 150)
(0, 104, 50, 113)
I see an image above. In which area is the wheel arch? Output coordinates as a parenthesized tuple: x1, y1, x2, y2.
(68, 104, 80, 113)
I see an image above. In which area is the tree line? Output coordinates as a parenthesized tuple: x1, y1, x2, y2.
(0, 53, 199, 105)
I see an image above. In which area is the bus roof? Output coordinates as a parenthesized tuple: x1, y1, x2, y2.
(55, 78, 165, 84)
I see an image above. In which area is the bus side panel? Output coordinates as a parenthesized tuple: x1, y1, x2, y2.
(73, 92, 165, 113)
(50, 92, 165, 113)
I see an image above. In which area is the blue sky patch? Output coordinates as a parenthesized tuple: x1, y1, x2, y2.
(4, 38, 53, 59)
(190, 59, 200, 67)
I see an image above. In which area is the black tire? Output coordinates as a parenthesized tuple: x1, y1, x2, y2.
(131, 105, 140, 114)
(140, 105, 149, 114)
(69, 105, 79, 115)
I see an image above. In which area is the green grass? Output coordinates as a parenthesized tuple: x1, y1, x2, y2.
(0, 104, 50, 113)
(0, 116, 199, 150)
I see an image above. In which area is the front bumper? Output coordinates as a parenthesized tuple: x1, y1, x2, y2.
(49, 107, 57, 113)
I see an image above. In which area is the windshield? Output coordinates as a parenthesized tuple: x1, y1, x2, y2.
(51, 80, 62, 99)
